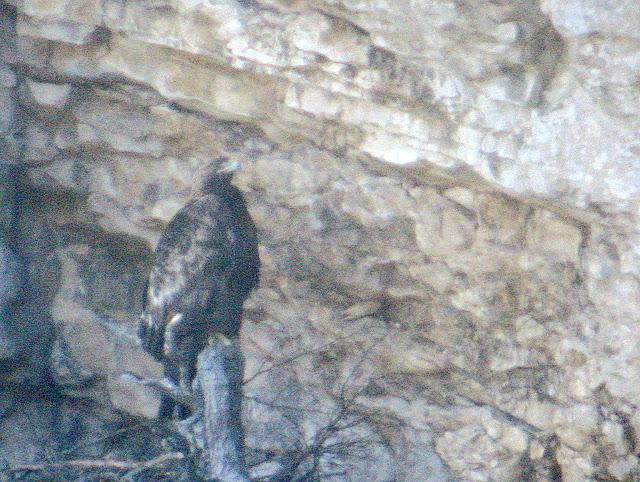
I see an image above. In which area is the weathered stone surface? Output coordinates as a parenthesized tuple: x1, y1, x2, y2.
(0, 63, 16, 87)
(0, 390, 57, 466)
(108, 374, 161, 419)
(22, 79, 71, 110)
(541, 0, 640, 38)
(1, 0, 639, 480)
(0, 86, 15, 134)
(22, 123, 58, 164)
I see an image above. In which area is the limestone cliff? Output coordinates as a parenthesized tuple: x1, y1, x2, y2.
(1, 0, 639, 480)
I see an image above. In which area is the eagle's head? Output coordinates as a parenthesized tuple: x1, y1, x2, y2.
(193, 157, 241, 196)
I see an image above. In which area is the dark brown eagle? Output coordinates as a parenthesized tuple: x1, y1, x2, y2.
(139, 158, 260, 417)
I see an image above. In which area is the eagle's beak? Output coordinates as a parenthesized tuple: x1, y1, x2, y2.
(217, 158, 241, 174)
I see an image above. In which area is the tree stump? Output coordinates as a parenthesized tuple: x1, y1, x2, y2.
(183, 335, 250, 482)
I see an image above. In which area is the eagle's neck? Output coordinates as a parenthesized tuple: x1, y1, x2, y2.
(198, 175, 247, 213)
(196, 172, 234, 196)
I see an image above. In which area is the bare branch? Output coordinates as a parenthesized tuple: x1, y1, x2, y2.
(5, 452, 184, 474)
(122, 372, 196, 411)
(243, 322, 379, 386)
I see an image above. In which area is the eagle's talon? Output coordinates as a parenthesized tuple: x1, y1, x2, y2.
(141, 375, 196, 411)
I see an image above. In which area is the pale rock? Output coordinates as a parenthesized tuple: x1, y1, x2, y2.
(56, 304, 115, 374)
(601, 420, 629, 457)
(50, 246, 160, 388)
(492, 22, 519, 44)
(566, 377, 590, 402)
(107, 374, 161, 419)
(53, 126, 77, 149)
(92, 36, 275, 122)
(524, 399, 558, 431)
(76, 122, 99, 144)
(493, 135, 519, 161)
(435, 418, 521, 482)
(339, 177, 415, 227)
(482, 69, 543, 105)
(477, 193, 527, 247)
(555, 444, 594, 481)
(287, 12, 370, 66)
(24, 80, 71, 109)
(249, 461, 285, 481)
(443, 186, 475, 211)
(630, 411, 640, 450)
(27, 156, 88, 193)
(17, 0, 101, 19)
(499, 425, 528, 454)
(360, 132, 424, 167)
(73, 98, 164, 156)
(0, 64, 17, 88)
(340, 300, 382, 321)
(526, 210, 582, 264)
(252, 154, 330, 207)
(285, 84, 343, 118)
(529, 439, 545, 460)
(389, 344, 441, 374)
(515, 316, 546, 345)
(481, 415, 501, 440)
(479, 131, 497, 154)
(0, 87, 16, 134)
(150, 198, 185, 224)
(564, 404, 600, 434)
(515, 88, 640, 215)
(554, 337, 588, 368)
(541, 0, 640, 38)
(488, 344, 538, 372)
(17, 15, 97, 45)
(413, 189, 477, 258)
(607, 455, 639, 481)
(554, 404, 600, 450)
(581, 232, 619, 281)
(408, 262, 453, 294)
(22, 124, 57, 164)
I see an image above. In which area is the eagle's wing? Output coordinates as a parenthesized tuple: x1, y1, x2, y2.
(139, 195, 237, 360)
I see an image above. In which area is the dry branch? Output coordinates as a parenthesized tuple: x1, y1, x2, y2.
(5, 451, 184, 473)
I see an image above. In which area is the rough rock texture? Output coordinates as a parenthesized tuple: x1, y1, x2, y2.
(1, 0, 640, 480)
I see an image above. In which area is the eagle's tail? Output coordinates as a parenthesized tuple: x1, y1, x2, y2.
(157, 394, 176, 419)
(156, 362, 176, 418)
(138, 311, 165, 361)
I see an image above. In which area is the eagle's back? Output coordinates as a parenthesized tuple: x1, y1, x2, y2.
(141, 184, 259, 360)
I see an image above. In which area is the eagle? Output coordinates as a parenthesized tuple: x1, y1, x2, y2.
(139, 158, 260, 418)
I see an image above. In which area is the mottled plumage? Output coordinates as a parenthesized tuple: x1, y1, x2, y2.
(139, 162, 259, 417)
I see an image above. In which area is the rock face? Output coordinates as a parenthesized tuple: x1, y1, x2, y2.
(1, 0, 639, 480)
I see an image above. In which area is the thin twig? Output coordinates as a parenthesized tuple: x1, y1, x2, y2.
(243, 322, 377, 386)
